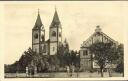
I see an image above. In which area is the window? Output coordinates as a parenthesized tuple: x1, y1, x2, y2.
(59, 32, 61, 37)
(52, 31, 56, 37)
(34, 33, 38, 39)
(85, 50, 88, 55)
(83, 50, 88, 56)
(97, 32, 100, 36)
(41, 35, 44, 41)
(53, 47, 55, 51)
(35, 48, 37, 53)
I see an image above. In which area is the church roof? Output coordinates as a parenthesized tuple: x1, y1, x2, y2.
(33, 11, 43, 29)
(50, 9, 61, 28)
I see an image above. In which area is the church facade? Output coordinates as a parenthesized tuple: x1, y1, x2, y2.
(32, 9, 62, 56)
(80, 26, 118, 71)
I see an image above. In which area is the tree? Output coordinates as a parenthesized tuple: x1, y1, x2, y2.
(57, 42, 71, 68)
(18, 47, 35, 72)
(70, 50, 79, 66)
(115, 44, 124, 76)
(5, 47, 50, 73)
(88, 42, 119, 77)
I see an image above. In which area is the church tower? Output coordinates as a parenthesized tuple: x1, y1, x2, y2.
(49, 8, 62, 55)
(32, 10, 45, 54)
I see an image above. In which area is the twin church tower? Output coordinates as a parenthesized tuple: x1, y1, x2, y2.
(32, 9, 62, 55)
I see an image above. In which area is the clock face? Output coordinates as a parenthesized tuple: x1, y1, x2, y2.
(34, 33, 38, 39)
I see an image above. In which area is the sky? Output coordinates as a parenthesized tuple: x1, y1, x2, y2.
(2, 1, 128, 64)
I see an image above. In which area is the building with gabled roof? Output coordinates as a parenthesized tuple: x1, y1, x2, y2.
(80, 26, 118, 71)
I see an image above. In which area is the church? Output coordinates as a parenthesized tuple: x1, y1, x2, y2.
(31, 8, 121, 72)
(80, 26, 119, 71)
(32, 9, 63, 56)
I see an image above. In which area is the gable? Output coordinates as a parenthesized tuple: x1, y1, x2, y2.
(81, 31, 118, 47)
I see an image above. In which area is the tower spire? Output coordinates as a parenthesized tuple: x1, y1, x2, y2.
(50, 7, 61, 27)
(33, 9, 43, 29)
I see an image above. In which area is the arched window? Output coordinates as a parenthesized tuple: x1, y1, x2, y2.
(34, 33, 38, 39)
(59, 32, 61, 37)
(41, 35, 44, 41)
(52, 31, 56, 37)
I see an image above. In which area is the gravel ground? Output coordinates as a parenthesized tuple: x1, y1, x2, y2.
(5, 72, 123, 78)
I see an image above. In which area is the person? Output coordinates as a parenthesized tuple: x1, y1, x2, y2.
(28, 65, 31, 77)
(26, 67, 28, 77)
(76, 67, 79, 77)
(72, 65, 75, 76)
(31, 66, 34, 77)
(66, 66, 70, 77)
(70, 66, 72, 77)
(70, 65, 74, 77)
(34, 66, 37, 75)
(97, 69, 100, 74)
